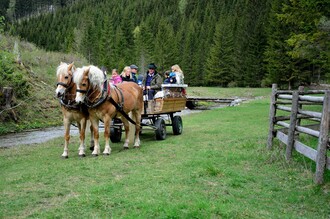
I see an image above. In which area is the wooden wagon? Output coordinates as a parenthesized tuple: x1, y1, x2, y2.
(110, 84, 188, 142)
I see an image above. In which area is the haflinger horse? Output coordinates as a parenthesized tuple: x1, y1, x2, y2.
(55, 62, 94, 158)
(74, 65, 143, 156)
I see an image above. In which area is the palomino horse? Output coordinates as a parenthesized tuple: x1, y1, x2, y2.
(74, 65, 143, 156)
(55, 62, 93, 158)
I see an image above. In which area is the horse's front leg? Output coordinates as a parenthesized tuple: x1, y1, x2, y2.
(62, 117, 71, 158)
(91, 117, 100, 156)
(103, 116, 111, 155)
(89, 121, 94, 150)
(133, 110, 141, 148)
(122, 118, 130, 149)
(77, 118, 87, 157)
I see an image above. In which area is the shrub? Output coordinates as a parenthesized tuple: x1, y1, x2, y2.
(0, 50, 29, 98)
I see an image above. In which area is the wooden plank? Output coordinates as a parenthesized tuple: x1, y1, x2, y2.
(276, 130, 288, 144)
(294, 141, 317, 161)
(315, 90, 330, 184)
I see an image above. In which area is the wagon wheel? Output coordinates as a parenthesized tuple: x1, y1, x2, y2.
(172, 115, 183, 135)
(155, 118, 166, 140)
(110, 119, 122, 143)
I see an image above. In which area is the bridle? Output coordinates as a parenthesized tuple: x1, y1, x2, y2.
(56, 74, 74, 90)
(57, 74, 80, 109)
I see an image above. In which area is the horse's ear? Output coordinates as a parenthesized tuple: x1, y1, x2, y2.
(68, 62, 76, 73)
(60, 61, 64, 65)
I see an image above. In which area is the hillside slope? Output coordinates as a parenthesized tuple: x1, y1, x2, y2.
(0, 34, 87, 134)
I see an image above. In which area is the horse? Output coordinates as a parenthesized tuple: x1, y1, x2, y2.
(55, 62, 94, 158)
(74, 65, 143, 156)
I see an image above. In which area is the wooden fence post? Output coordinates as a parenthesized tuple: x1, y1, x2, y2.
(286, 91, 299, 160)
(267, 84, 277, 149)
(315, 90, 330, 184)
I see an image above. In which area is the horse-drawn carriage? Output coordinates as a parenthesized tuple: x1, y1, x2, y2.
(110, 84, 188, 142)
(56, 62, 187, 157)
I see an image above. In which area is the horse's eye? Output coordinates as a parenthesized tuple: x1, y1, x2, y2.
(82, 83, 87, 87)
(65, 76, 69, 79)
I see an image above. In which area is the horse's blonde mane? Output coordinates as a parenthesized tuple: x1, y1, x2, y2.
(56, 62, 69, 77)
(74, 65, 105, 90)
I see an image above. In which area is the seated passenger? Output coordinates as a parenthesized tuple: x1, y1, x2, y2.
(110, 68, 122, 85)
(164, 71, 177, 84)
(120, 66, 134, 82)
(142, 63, 163, 100)
(171, 64, 184, 84)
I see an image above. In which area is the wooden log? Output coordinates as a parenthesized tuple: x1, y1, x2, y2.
(302, 90, 326, 94)
(298, 109, 322, 119)
(276, 90, 294, 95)
(296, 125, 320, 138)
(276, 105, 292, 112)
(278, 94, 293, 100)
(315, 90, 330, 184)
(275, 114, 313, 122)
(299, 95, 324, 103)
(276, 121, 290, 128)
(286, 91, 299, 160)
(267, 84, 277, 149)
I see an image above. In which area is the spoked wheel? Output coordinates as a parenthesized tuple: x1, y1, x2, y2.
(172, 115, 183, 135)
(155, 118, 166, 140)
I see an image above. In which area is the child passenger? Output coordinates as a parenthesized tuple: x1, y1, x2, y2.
(110, 69, 122, 85)
(164, 71, 177, 84)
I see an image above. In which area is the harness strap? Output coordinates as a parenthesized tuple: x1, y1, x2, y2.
(107, 96, 138, 125)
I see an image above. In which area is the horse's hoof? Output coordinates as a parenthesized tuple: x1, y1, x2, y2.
(123, 147, 129, 150)
(79, 154, 86, 158)
(92, 154, 98, 157)
(133, 146, 140, 149)
(103, 153, 110, 156)
(61, 155, 68, 159)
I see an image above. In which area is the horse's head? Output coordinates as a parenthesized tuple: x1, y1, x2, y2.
(55, 62, 76, 98)
(74, 66, 91, 104)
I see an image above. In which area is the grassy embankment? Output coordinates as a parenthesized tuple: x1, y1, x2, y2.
(0, 34, 87, 134)
(1, 87, 329, 218)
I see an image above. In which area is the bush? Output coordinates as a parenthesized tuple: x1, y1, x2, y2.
(0, 50, 29, 98)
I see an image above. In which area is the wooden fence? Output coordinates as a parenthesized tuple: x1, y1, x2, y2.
(267, 84, 330, 184)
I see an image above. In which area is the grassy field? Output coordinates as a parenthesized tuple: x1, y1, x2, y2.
(1, 89, 330, 218)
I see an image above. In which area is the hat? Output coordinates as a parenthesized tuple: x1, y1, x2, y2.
(130, 64, 138, 70)
(148, 63, 157, 69)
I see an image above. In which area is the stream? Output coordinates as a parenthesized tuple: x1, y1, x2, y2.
(0, 108, 203, 148)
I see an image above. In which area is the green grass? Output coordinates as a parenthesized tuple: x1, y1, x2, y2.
(1, 98, 330, 218)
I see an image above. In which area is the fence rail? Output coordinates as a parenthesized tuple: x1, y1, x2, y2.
(267, 84, 330, 184)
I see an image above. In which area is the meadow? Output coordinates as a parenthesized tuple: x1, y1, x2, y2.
(1, 88, 330, 218)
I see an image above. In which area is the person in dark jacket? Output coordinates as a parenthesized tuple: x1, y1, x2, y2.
(130, 64, 138, 83)
(142, 63, 163, 100)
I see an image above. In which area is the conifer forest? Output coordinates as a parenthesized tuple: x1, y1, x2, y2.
(1, 0, 330, 88)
